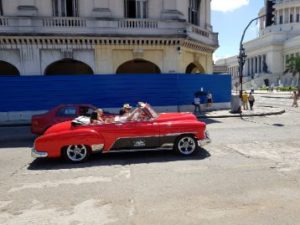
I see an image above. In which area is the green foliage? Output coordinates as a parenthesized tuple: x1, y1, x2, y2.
(284, 55, 300, 89)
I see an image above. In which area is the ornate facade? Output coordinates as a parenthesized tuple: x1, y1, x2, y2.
(216, 0, 300, 88)
(0, 0, 218, 76)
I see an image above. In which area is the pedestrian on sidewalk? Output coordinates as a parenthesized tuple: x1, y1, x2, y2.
(193, 94, 201, 114)
(291, 91, 299, 107)
(242, 91, 249, 110)
(248, 92, 255, 110)
(206, 91, 213, 107)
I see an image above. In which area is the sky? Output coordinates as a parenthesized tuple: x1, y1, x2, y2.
(211, 0, 265, 62)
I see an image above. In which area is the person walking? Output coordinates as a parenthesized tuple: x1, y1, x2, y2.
(242, 91, 249, 110)
(248, 92, 255, 110)
(206, 91, 213, 107)
(292, 91, 299, 107)
(193, 94, 201, 114)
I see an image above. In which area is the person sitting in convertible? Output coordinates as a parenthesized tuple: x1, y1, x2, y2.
(115, 103, 133, 123)
(114, 102, 150, 122)
(90, 108, 106, 125)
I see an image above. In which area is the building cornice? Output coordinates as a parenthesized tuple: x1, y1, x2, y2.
(0, 36, 215, 54)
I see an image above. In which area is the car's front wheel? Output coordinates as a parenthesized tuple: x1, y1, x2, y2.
(63, 144, 90, 163)
(174, 135, 198, 155)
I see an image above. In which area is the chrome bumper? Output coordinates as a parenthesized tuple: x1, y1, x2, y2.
(198, 131, 211, 147)
(31, 148, 48, 158)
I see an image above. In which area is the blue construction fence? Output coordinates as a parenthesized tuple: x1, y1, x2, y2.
(0, 74, 231, 112)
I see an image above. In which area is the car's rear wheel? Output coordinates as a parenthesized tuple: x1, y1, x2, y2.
(174, 135, 198, 155)
(63, 144, 90, 163)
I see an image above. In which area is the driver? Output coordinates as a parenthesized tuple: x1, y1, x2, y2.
(114, 103, 134, 123)
(114, 103, 148, 122)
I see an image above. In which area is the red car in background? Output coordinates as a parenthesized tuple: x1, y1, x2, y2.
(32, 102, 211, 163)
(31, 104, 97, 135)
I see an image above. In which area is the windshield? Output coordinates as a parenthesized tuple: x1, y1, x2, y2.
(144, 104, 158, 119)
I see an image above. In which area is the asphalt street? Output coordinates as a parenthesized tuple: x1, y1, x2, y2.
(0, 92, 299, 225)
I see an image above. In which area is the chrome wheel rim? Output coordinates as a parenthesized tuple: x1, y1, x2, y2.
(178, 137, 196, 155)
(66, 145, 87, 162)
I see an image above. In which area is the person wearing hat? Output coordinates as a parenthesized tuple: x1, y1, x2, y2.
(119, 103, 132, 116)
(115, 103, 133, 123)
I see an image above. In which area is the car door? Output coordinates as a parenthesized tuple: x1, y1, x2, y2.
(103, 120, 160, 151)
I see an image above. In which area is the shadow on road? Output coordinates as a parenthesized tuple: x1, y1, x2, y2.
(201, 118, 222, 125)
(27, 148, 211, 171)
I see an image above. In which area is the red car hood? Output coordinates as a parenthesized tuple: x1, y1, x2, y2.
(156, 112, 197, 122)
(44, 121, 72, 135)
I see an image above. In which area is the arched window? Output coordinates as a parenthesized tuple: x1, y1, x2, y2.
(0, 61, 20, 76)
(186, 63, 204, 74)
(189, 0, 200, 25)
(116, 59, 160, 74)
(52, 0, 78, 17)
(45, 59, 93, 75)
(124, 0, 148, 19)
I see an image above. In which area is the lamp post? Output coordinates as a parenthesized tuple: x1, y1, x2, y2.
(238, 15, 264, 98)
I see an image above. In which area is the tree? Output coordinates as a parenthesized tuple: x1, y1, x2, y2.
(284, 55, 300, 91)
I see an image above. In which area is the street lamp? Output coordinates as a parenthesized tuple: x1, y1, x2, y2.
(238, 0, 275, 97)
(238, 15, 264, 98)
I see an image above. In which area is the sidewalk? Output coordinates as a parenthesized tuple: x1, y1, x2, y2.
(197, 106, 285, 119)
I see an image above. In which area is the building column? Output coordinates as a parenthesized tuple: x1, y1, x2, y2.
(206, 0, 211, 30)
(161, 0, 183, 20)
(19, 44, 41, 75)
(92, 0, 111, 18)
(247, 59, 250, 76)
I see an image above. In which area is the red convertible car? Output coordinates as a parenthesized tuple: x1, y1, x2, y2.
(32, 102, 210, 163)
(31, 104, 98, 135)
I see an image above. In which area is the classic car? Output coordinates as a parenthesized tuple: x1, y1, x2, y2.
(31, 104, 113, 135)
(32, 102, 211, 163)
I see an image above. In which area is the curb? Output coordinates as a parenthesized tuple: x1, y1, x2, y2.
(197, 109, 286, 119)
(0, 123, 31, 128)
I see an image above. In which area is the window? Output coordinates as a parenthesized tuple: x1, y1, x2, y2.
(279, 15, 283, 24)
(0, 0, 3, 16)
(290, 14, 293, 23)
(56, 107, 77, 117)
(189, 0, 200, 25)
(124, 0, 148, 19)
(297, 14, 299, 22)
(52, 0, 79, 17)
(79, 106, 94, 117)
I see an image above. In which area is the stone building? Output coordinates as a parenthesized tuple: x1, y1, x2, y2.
(0, 0, 218, 76)
(216, 0, 300, 89)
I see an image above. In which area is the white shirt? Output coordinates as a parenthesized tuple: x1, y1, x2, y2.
(194, 97, 200, 105)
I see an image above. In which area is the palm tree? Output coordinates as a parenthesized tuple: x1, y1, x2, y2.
(284, 55, 300, 91)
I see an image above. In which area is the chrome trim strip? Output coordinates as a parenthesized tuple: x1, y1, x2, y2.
(108, 148, 173, 153)
(160, 143, 174, 149)
(31, 148, 48, 158)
